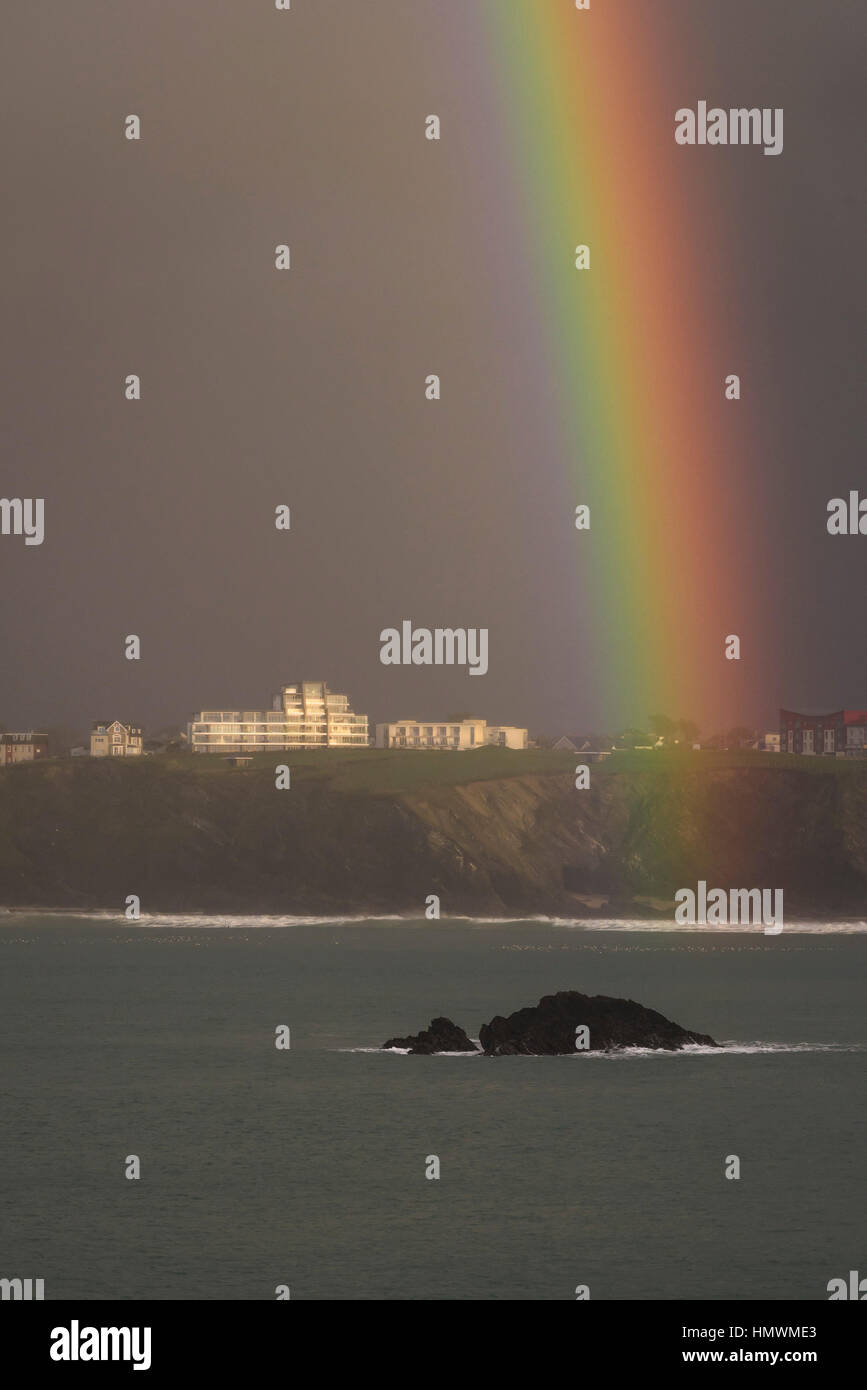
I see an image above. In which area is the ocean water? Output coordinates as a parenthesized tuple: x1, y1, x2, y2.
(1, 917, 865, 1301)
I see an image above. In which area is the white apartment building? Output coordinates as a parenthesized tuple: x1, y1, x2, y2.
(375, 718, 528, 751)
(188, 681, 369, 753)
(91, 721, 143, 757)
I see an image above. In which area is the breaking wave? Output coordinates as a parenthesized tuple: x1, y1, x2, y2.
(2, 910, 866, 932)
(341, 1041, 863, 1057)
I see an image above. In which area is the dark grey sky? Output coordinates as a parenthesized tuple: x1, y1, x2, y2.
(1, 1, 864, 738)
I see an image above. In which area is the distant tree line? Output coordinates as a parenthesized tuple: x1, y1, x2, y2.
(535, 717, 761, 751)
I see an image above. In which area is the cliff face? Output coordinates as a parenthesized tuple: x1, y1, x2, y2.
(408, 765, 867, 914)
(0, 757, 865, 916)
(403, 766, 867, 916)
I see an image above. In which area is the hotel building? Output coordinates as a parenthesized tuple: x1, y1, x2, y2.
(188, 681, 369, 753)
(779, 708, 867, 757)
(375, 718, 528, 750)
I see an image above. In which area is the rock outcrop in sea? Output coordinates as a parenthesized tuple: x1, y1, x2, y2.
(478, 990, 718, 1054)
(382, 991, 717, 1055)
(382, 1017, 479, 1054)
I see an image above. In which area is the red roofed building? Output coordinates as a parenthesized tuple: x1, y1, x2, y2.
(779, 709, 867, 757)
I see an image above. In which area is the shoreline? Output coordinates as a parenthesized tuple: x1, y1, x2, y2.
(1, 905, 866, 931)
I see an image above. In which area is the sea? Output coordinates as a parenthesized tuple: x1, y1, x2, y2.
(1, 915, 865, 1301)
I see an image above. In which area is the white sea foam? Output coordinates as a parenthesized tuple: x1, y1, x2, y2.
(0, 910, 409, 928)
(575, 1042, 864, 1058)
(342, 1041, 863, 1057)
(345, 1042, 483, 1056)
(2, 910, 866, 932)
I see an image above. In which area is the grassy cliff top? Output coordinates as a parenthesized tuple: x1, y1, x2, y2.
(4, 746, 864, 797)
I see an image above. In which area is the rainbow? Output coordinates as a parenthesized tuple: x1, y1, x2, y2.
(478, 1, 761, 731)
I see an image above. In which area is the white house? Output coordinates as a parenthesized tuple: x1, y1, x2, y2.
(91, 721, 143, 757)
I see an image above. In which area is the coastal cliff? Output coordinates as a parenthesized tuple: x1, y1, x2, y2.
(0, 750, 865, 916)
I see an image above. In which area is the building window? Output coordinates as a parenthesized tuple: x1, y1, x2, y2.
(824, 729, 835, 753)
(803, 729, 814, 754)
